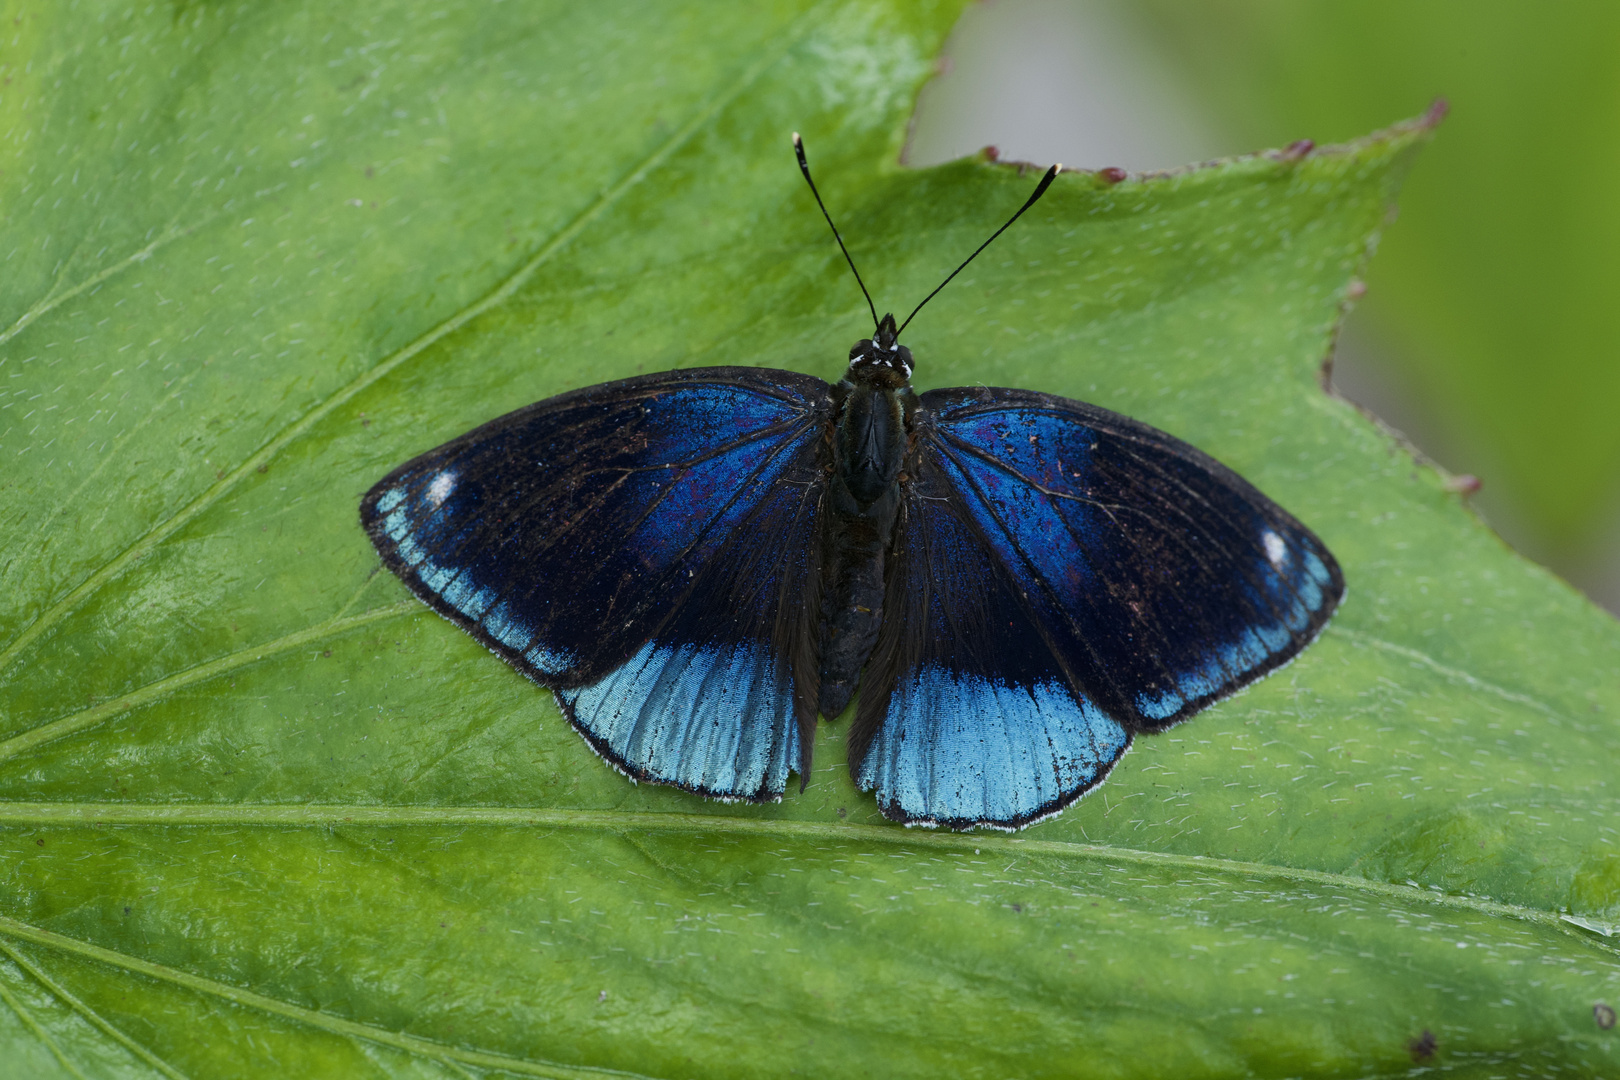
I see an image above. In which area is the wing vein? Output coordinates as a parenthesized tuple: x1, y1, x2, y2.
(925, 432, 1163, 714)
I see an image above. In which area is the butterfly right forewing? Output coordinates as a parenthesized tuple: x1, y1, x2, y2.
(852, 386, 1343, 828)
(918, 386, 1343, 730)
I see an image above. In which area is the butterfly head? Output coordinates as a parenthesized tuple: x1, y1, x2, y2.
(847, 312, 914, 387)
(794, 133, 1058, 391)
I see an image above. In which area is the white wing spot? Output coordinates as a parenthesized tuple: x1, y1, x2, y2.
(427, 470, 457, 508)
(1262, 530, 1288, 568)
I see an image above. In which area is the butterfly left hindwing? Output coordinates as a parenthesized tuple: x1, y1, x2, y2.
(852, 386, 1343, 829)
(360, 367, 834, 801)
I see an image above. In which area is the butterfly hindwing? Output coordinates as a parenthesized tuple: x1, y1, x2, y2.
(360, 367, 834, 801)
(851, 451, 1133, 830)
(853, 386, 1343, 829)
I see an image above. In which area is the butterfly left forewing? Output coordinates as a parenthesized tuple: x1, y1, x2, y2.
(361, 367, 833, 801)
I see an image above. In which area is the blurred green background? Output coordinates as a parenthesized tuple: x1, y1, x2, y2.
(908, 0, 1620, 613)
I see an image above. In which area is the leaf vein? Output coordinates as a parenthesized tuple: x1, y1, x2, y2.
(0, 939, 191, 1080)
(0, 601, 417, 765)
(0, 209, 226, 350)
(1, 802, 1617, 950)
(0, 915, 664, 1080)
(0, 953, 89, 1080)
(1332, 625, 1576, 723)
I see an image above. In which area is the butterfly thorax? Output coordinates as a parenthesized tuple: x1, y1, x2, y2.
(836, 312, 916, 506)
(817, 314, 918, 720)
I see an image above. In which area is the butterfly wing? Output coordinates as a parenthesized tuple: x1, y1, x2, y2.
(853, 386, 1343, 829)
(361, 367, 834, 801)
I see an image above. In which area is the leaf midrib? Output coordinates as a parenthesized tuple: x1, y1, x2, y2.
(5, 800, 1617, 948)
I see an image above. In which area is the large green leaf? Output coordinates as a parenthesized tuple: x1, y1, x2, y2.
(2, 2, 1617, 1077)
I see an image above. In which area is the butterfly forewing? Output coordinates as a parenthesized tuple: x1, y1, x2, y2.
(361, 367, 834, 801)
(852, 386, 1342, 828)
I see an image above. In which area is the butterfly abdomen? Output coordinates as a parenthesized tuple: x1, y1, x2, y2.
(816, 377, 914, 719)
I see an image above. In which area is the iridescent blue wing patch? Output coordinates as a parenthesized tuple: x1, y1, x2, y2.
(361, 368, 834, 802)
(852, 386, 1342, 829)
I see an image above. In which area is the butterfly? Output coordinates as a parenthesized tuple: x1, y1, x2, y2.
(361, 135, 1343, 831)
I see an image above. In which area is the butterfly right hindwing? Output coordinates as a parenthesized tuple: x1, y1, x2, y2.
(851, 442, 1132, 830)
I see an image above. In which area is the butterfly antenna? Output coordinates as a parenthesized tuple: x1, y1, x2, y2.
(897, 163, 1062, 337)
(794, 133, 880, 331)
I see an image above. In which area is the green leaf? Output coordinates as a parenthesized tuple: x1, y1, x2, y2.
(2, 2, 1617, 1077)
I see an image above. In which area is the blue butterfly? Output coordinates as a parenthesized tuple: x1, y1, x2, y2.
(361, 136, 1343, 830)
